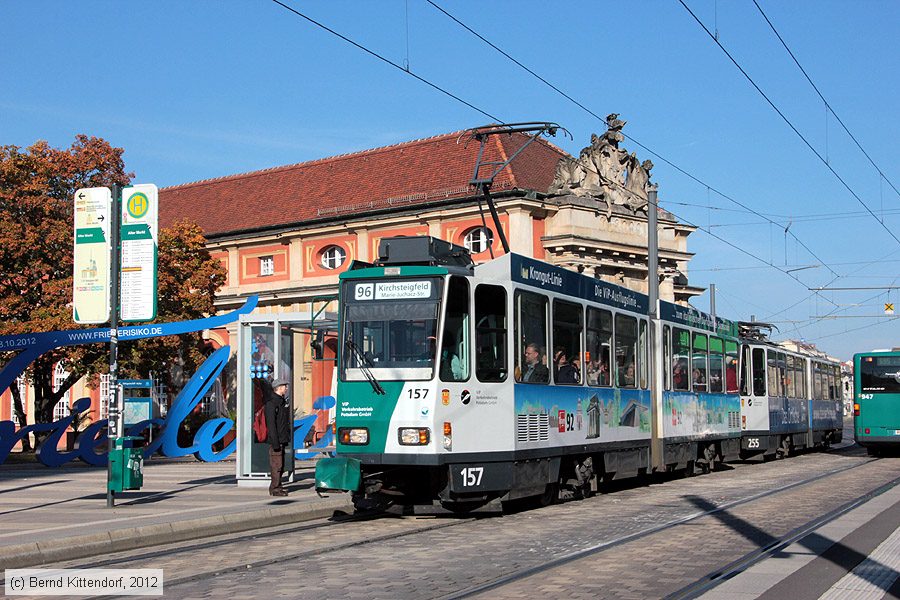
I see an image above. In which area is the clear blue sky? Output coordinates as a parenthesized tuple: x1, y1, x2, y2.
(2, 0, 898, 360)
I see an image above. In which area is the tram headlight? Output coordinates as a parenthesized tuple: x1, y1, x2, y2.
(399, 427, 430, 446)
(339, 427, 369, 445)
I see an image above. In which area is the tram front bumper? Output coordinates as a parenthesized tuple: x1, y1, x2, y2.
(315, 457, 362, 493)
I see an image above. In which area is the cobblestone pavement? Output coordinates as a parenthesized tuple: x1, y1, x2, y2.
(20, 447, 900, 600)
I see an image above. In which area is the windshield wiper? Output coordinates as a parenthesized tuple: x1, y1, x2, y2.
(345, 338, 386, 395)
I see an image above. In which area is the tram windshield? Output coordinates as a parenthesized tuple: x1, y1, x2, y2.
(341, 278, 443, 381)
(860, 356, 900, 394)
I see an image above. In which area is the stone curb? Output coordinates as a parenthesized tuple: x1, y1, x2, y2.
(0, 495, 352, 570)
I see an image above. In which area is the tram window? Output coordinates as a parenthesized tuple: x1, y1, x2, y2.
(767, 351, 777, 396)
(514, 291, 548, 384)
(552, 300, 583, 385)
(692, 333, 708, 393)
(615, 314, 638, 388)
(740, 344, 750, 395)
(638, 320, 649, 389)
(586, 308, 612, 387)
(767, 351, 781, 397)
(475, 284, 507, 383)
(672, 327, 691, 391)
(813, 363, 824, 400)
(796, 358, 807, 398)
(832, 365, 841, 399)
(776, 352, 787, 396)
(725, 340, 739, 393)
(663, 326, 672, 391)
(708, 337, 724, 393)
(752, 348, 766, 396)
(440, 276, 470, 383)
(785, 355, 796, 398)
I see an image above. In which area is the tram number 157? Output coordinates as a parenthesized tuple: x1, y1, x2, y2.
(459, 467, 484, 487)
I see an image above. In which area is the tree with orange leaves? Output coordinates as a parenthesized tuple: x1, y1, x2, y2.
(0, 136, 225, 448)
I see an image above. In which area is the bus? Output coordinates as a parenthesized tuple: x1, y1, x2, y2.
(854, 350, 900, 456)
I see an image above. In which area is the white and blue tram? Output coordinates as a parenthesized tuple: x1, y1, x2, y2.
(738, 334, 843, 459)
(315, 237, 841, 511)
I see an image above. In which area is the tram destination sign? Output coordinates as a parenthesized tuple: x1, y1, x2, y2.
(120, 184, 159, 322)
(511, 255, 649, 314)
(73, 187, 112, 324)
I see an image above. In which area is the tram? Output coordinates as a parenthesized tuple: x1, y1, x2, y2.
(737, 325, 843, 460)
(853, 350, 900, 456)
(315, 236, 841, 511)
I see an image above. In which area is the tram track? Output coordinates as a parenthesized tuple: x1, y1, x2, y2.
(17, 447, 880, 600)
(442, 457, 895, 600)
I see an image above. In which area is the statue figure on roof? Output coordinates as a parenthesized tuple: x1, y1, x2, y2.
(547, 114, 653, 218)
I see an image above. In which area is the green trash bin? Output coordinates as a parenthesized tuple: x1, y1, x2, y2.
(108, 436, 144, 492)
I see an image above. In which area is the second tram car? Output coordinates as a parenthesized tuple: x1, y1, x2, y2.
(315, 236, 843, 511)
(738, 327, 843, 460)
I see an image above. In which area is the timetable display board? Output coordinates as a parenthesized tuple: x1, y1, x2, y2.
(120, 184, 158, 322)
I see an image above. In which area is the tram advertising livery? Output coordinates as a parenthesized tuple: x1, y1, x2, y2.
(315, 236, 843, 512)
(853, 350, 900, 456)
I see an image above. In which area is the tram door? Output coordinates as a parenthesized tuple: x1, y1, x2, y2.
(741, 345, 769, 433)
(446, 282, 508, 454)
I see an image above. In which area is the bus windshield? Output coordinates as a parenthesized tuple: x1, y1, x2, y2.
(341, 278, 442, 381)
(860, 355, 900, 394)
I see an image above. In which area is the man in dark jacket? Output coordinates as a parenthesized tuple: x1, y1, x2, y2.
(265, 378, 292, 496)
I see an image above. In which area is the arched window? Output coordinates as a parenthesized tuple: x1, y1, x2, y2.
(463, 227, 493, 254)
(53, 363, 71, 421)
(320, 245, 346, 270)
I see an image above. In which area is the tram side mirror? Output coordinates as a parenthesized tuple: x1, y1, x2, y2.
(311, 330, 325, 361)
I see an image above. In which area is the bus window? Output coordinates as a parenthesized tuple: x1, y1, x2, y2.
(552, 300, 583, 385)
(752, 348, 766, 396)
(740, 344, 750, 395)
(663, 325, 672, 391)
(440, 276, 470, 382)
(475, 284, 506, 382)
(639, 320, 649, 389)
(860, 355, 900, 393)
(672, 327, 691, 391)
(514, 291, 548, 384)
(615, 314, 638, 388)
(692, 333, 708, 393)
(708, 337, 724, 393)
(725, 340, 739, 393)
(586, 308, 612, 387)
